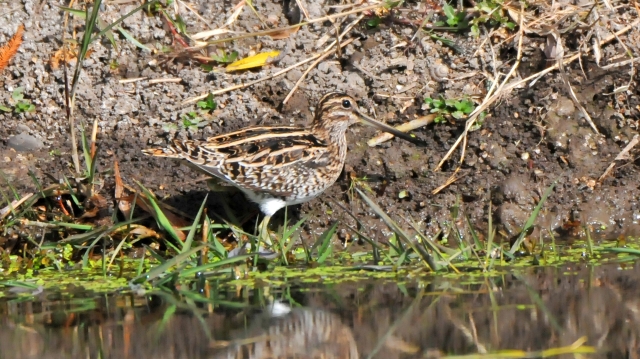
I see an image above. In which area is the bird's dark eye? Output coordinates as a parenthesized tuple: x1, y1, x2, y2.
(341, 99, 351, 109)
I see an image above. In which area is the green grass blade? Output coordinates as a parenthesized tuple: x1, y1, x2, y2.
(182, 195, 208, 253)
(70, 0, 102, 99)
(97, 18, 117, 51)
(115, 26, 150, 51)
(91, 1, 159, 43)
(136, 249, 146, 277)
(509, 180, 557, 254)
(135, 180, 183, 247)
(316, 221, 338, 264)
(57, 5, 86, 18)
(178, 254, 252, 278)
(0, 171, 20, 201)
(356, 188, 438, 271)
(133, 245, 204, 283)
(205, 216, 227, 259)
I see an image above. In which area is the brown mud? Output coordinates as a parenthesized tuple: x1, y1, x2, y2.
(0, 0, 639, 246)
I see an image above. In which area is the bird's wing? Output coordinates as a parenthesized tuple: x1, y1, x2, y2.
(144, 126, 331, 197)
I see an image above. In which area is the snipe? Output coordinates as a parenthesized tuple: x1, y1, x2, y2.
(143, 93, 421, 240)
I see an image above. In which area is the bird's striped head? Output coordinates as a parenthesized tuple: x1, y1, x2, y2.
(314, 92, 361, 127)
(313, 92, 426, 146)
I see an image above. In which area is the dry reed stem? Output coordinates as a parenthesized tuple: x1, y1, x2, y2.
(435, 3, 526, 173)
(434, 9, 640, 174)
(61, 0, 81, 174)
(296, 0, 311, 20)
(0, 193, 34, 220)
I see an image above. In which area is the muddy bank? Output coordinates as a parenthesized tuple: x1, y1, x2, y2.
(0, 0, 639, 246)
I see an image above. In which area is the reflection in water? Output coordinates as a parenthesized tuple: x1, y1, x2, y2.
(1, 263, 640, 358)
(213, 306, 358, 359)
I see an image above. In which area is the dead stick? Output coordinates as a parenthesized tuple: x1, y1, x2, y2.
(434, 15, 640, 172)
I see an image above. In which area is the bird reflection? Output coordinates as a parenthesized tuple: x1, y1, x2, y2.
(213, 306, 358, 359)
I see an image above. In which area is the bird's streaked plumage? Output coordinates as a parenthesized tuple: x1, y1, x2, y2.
(143, 92, 420, 228)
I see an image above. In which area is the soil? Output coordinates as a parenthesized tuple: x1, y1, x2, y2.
(1, 0, 639, 247)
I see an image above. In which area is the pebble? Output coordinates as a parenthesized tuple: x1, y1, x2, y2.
(7, 133, 44, 152)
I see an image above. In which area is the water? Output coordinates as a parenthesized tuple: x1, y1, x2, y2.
(1, 262, 638, 358)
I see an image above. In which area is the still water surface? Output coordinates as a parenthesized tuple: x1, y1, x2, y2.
(1, 262, 638, 358)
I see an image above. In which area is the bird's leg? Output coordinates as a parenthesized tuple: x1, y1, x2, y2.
(258, 215, 273, 246)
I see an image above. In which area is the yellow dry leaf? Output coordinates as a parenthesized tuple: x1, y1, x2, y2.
(226, 50, 280, 72)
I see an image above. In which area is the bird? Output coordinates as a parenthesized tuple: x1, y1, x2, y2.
(143, 92, 422, 242)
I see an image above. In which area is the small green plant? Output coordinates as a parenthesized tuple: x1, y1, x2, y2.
(366, 16, 382, 28)
(210, 49, 238, 64)
(196, 93, 217, 112)
(1, 88, 36, 114)
(181, 112, 201, 130)
(424, 96, 475, 123)
(439, 3, 468, 29)
(469, 0, 516, 37)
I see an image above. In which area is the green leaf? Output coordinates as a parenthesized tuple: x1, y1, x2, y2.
(451, 110, 464, 119)
(456, 99, 474, 113)
(182, 194, 208, 253)
(509, 180, 557, 254)
(116, 26, 150, 51)
(135, 180, 183, 247)
(0, 106, 11, 112)
(443, 4, 456, 22)
(11, 87, 24, 101)
(470, 25, 480, 37)
(57, 5, 86, 18)
(315, 221, 338, 264)
(200, 64, 214, 72)
(367, 16, 382, 27)
(196, 93, 217, 111)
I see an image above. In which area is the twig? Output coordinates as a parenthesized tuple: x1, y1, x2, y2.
(182, 37, 356, 105)
(598, 135, 639, 182)
(147, 78, 183, 84)
(202, 4, 380, 46)
(434, 11, 640, 173)
(295, 0, 311, 20)
(435, 3, 526, 172)
(0, 193, 34, 220)
(282, 14, 363, 105)
(119, 77, 147, 83)
(367, 115, 436, 147)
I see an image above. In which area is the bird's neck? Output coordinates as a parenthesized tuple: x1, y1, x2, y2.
(312, 119, 349, 163)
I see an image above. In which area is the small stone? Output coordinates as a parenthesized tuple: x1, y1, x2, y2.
(7, 133, 44, 152)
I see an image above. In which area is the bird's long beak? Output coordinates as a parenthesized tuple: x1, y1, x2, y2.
(357, 111, 426, 146)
